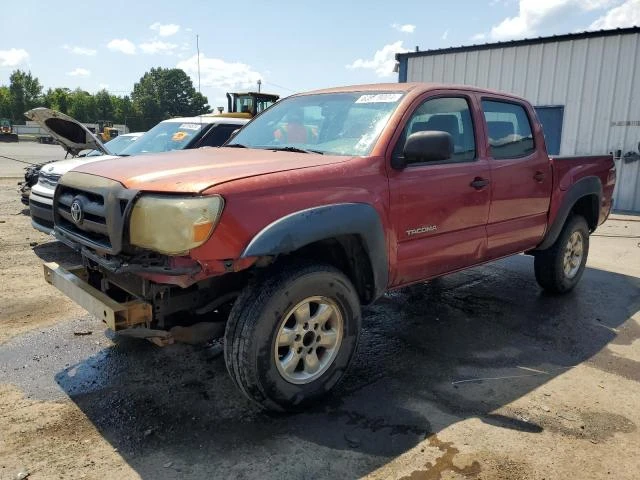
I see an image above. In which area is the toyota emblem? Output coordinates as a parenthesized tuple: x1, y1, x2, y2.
(70, 199, 84, 224)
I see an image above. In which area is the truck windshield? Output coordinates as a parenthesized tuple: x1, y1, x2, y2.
(119, 121, 205, 155)
(84, 134, 140, 157)
(229, 92, 404, 156)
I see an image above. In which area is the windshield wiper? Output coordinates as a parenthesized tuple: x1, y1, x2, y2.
(269, 146, 324, 155)
(225, 143, 247, 148)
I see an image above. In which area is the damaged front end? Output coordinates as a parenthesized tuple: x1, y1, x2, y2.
(45, 172, 244, 341)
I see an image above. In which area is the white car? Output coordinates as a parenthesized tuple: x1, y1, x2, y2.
(26, 108, 248, 234)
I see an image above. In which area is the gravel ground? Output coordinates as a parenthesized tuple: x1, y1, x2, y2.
(0, 141, 68, 178)
(0, 178, 638, 480)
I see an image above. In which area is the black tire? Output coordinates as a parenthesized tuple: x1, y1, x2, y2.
(224, 261, 361, 411)
(534, 215, 590, 293)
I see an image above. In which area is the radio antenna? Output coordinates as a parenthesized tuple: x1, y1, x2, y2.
(196, 34, 201, 95)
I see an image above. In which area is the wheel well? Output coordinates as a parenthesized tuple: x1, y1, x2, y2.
(284, 235, 375, 304)
(571, 194, 599, 231)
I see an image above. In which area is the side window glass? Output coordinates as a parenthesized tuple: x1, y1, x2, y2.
(482, 100, 534, 159)
(199, 125, 240, 147)
(393, 97, 476, 163)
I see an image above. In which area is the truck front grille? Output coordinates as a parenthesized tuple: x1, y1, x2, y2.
(53, 172, 138, 254)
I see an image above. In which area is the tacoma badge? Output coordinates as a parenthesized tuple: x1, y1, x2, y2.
(406, 225, 437, 236)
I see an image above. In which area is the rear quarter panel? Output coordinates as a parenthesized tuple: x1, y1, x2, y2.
(548, 155, 615, 227)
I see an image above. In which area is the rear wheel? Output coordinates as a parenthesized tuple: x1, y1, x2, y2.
(224, 261, 361, 411)
(534, 215, 589, 293)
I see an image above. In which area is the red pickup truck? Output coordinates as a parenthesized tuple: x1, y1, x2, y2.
(44, 83, 615, 411)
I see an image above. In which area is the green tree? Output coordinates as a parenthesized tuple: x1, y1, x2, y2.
(9, 70, 43, 122)
(113, 95, 141, 129)
(94, 89, 115, 121)
(68, 88, 97, 123)
(43, 87, 71, 113)
(131, 67, 210, 128)
(0, 86, 11, 119)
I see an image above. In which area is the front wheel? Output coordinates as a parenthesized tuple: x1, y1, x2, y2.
(224, 261, 361, 411)
(534, 215, 590, 293)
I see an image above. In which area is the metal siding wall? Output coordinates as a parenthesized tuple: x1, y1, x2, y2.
(406, 32, 640, 211)
(537, 42, 558, 105)
(501, 47, 517, 92)
(512, 46, 529, 96)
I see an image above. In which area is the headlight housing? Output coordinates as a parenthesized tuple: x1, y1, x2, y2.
(129, 195, 224, 255)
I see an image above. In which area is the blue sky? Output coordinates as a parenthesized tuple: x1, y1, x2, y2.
(1, 0, 638, 109)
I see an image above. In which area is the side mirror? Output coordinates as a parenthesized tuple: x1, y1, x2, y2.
(230, 128, 240, 138)
(394, 131, 454, 169)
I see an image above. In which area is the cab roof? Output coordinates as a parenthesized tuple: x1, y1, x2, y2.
(301, 82, 527, 101)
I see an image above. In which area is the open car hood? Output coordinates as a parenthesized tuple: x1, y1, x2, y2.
(24, 107, 111, 156)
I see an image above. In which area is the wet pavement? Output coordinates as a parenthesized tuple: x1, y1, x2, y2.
(1, 253, 638, 479)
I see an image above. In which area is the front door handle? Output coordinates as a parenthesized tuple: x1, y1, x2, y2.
(470, 177, 490, 190)
(534, 171, 546, 182)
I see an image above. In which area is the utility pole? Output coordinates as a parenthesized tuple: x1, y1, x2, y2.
(257, 79, 262, 93)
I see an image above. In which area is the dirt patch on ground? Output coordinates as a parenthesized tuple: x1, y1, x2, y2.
(0, 179, 83, 344)
(0, 385, 137, 480)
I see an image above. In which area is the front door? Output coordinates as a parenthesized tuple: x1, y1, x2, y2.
(388, 94, 491, 287)
(481, 98, 553, 258)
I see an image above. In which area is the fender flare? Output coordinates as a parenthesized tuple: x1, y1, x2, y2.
(241, 203, 388, 300)
(536, 176, 602, 250)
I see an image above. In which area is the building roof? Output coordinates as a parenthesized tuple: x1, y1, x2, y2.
(396, 26, 640, 61)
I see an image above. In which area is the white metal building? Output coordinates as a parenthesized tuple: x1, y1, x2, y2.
(396, 27, 640, 213)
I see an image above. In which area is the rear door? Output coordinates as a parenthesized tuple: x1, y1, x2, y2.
(481, 98, 552, 257)
(387, 92, 491, 286)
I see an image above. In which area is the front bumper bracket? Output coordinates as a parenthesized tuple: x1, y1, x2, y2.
(43, 262, 152, 331)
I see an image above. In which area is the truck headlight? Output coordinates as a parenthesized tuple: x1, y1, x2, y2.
(129, 195, 224, 255)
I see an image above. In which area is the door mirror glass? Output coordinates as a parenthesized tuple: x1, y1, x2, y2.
(398, 130, 453, 167)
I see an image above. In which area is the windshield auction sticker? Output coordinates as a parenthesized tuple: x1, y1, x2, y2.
(355, 93, 403, 104)
(178, 123, 202, 131)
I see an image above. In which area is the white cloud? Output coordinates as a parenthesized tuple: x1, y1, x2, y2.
(483, 0, 618, 40)
(139, 41, 178, 54)
(150, 22, 181, 37)
(471, 33, 487, 41)
(63, 44, 97, 56)
(0, 48, 29, 67)
(442, 29, 450, 40)
(177, 53, 262, 91)
(67, 68, 90, 77)
(590, 0, 640, 29)
(392, 23, 416, 33)
(347, 41, 409, 78)
(107, 38, 136, 55)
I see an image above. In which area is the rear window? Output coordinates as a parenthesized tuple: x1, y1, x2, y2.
(482, 100, 534, 159)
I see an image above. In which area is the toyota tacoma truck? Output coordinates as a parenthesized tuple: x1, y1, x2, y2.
(43, 83, 615, 411)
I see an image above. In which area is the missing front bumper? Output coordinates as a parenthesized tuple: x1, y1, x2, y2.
(43, 262, 152, 331)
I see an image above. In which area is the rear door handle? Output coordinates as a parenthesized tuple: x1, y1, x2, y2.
(470, 177, 490, 190)
(534, 171, 546, 182)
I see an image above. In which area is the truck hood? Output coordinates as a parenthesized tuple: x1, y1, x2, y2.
(70, 147, 353, 193)
(24, 107, 111, 156)
(39, 155, 120, 176)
